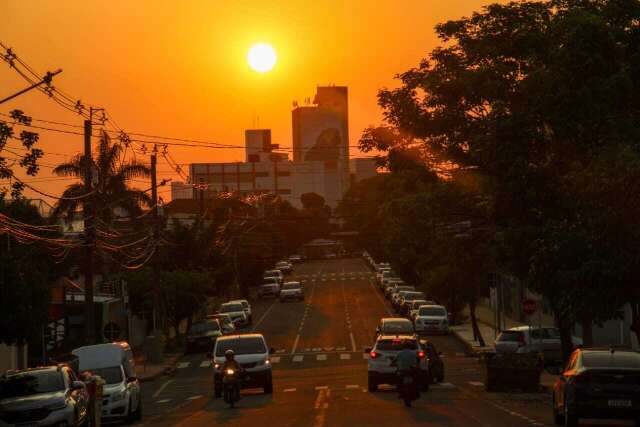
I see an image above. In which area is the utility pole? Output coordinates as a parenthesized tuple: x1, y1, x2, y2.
(150, 145, 159, 333)
(83, 110, 95, 344)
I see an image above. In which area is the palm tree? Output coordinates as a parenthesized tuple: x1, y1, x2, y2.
(52, 131, 151, 225)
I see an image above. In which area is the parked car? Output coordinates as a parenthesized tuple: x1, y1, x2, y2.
(414, 305, 449, 335)
(257, 277, 281, 299)
(229, 299, 252, 324)
(365, 335, 430, 392)
(377, 270, 396, 287)
(289, 254, 303, 263)
(72, 342, 142, 423)
(212, 334, 274, 397)
(391, 288, 417, 309)
(495, 326, 582, 363)
(385, 282, 412, 299)
(186, 319, 223, 353)
(280, 281, 304, 302)
(263, 269, 284, 285)
(376, 317, 415, 338)
(552, 348, 640, 426)
(398, 291, 427, 316)
(408, 300, 437, 320)
(275, 261, 293, 275)
(206, 313, 236, 334)
(0, 366, 89, 427)
(218, 302, 249, 328)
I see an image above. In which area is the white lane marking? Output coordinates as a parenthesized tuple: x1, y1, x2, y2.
(336, 346, 346, 351)
(291, 334, 300, 355)
(292, 355, 304, 362)
(152, 379, 174, 398)
(176, 362, 190, 369)
(315, 386, 328, 391)
(312, 347, 322, 352)
(251, 299, 278, 332)
(186, 395, 203, 400)
(340, 353, 351, 360)
(468, 381, 484, 387)
(270, 356, 281, 364)
(362, 353, 369, 359)
(284, 388, 296, 392)
(438, 382, 455, 388)
(199, 360, 211, 368)
(345, 384, 359, 389)
(350, 333, 357, 353)
(317, 354, 327, 361)
(156, 399, 172, 404)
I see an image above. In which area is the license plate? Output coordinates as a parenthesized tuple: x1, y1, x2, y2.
(608, 399, 632, 407)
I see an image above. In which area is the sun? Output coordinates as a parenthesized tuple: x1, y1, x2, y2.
(247, 43, 277, 73)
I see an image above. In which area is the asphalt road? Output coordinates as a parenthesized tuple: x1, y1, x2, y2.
(130, 258, 618, 427)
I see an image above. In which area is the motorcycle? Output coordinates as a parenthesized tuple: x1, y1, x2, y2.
(222, 368, 242, 408)
(397, 369, 419, 407)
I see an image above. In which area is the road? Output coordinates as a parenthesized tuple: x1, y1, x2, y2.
(136, 258, 562, 427)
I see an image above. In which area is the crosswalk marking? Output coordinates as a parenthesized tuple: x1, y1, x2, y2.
(270, 356, 281, 364)
(317, 354, 327, 361)
(340, 353, 351, 360)
(284, 388, 296, 392)
(176, 362, 190, 369)
(346, 384, 359, 389)
(292, 355, 304, 362)
(156, 399, 172, 404)
(199, 360, 211, 368)
(468, 381, 484, 387)
(436, 382, 455, 388)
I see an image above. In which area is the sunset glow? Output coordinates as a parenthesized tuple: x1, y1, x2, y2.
(247, 43, 276, 73)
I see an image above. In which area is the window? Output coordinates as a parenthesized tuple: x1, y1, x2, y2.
(497, 331, 525, 343)
(376, 339, 417, 351)
(382, 321, 413, 334)
(582, 352, 640, 369)
(85, 367, 123, 385)
(0, 370, 65, 398)
(215, 338, 267, 356)
(191, 320, 221, 334)
(418, 307, 447, 317)
(530, 328, 547, 340)
(220, 304, 244, 313)
(277, 189, 292, 195)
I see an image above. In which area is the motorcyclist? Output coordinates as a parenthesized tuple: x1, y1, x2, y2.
(395, 340, 421, 406)
(221, 349, 242, 373)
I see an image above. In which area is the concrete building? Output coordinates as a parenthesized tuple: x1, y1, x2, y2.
(171, 181, 193, 200)
(351, 157, 378, 183)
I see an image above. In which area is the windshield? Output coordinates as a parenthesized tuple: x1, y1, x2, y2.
(265, 271, 280, 277)
(376, 339, 417, 351)
(0, 371, 65, 398)
(282, 283, 301, 290)
(497, 331, 525, 342)
(404, 292, 425, 300)
(395, 287, 413, 293)
(583, 352, 640, 368)
(215, 338, 267, 356)
(262, 278, 277, 285)
(419, 307, 447, 316)
(86, 366, 124, 385)
(191, 320, 220, 334)
(220, 304, 243, 313)
(382, 321, 413, 334)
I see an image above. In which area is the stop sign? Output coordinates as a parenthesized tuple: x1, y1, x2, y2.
(522, 298, 537, 316)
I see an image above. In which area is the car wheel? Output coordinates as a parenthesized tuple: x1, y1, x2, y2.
(552, 396, 564, 425)
(564, 404, 578, 427)
(264, 380, 273, 394)
(367, 373, 378, 392)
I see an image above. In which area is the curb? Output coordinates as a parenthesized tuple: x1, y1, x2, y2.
(450, 328, 476, 356)
(138, 354, 183, 383)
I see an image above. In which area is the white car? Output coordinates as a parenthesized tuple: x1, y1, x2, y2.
(275, 261, 293, 275)
(218, 302, 249, 328)
(213, 334, 274, 397)
(264, 269, 284, 285)
(365, 335, 430, 392)
(229, 299, 252, 324)
(494, 326, 582, 363)
(257, 277, 281, 299)
(414, 305, 449, 335)
(280, 281, 304, 302)
(408, 300, 437, 320)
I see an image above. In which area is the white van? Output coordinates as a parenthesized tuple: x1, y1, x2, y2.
(72, 342, 142, 423)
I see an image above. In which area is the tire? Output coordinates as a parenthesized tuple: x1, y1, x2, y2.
(367, 373, 378, 392)
(564, 404, 578, 427)
(264, 380, 273, 394)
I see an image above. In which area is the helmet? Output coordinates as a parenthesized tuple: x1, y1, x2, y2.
(225, 349, 235, 361)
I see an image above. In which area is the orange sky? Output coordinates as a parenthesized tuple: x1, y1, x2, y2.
(1, 0, 499, 203)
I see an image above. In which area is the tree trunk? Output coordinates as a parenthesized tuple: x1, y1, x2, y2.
(581, 312, 594, 348)
(469, 300, 486, 347)
(556, 312, 574, 362)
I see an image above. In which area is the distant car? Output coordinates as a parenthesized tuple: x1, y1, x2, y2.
(213, 334, 274, 397)
(409, 300, 437, 320)
(257, 277, 281, 299)
(414, 305, 449, 335)
(365, 335, 430, 392)
(275, 261, 293, 275)
(186, 319, 223, 353)
(229, 299, 252, 324)
(263, 269, 284, 285)
(326, 253, 337, 259)
(391, 288, 416, 308)
(552, 348, 640, 426)
(494, 326, 582, 363)
(280, 281, 304, 302)
(376, 317, 415, 338)
(398, 291, 427, 315)
(385, 282, 412, 299)
(206, 313, 236, 334)
(289, 254, 303, 263)
(0, 366, 89, 427)
(218, 302, 249, 327)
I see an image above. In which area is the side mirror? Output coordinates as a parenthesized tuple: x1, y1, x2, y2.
(71, 381, 85, 391)
(364, 347, 372, 353)
(126, 377, 137, 384)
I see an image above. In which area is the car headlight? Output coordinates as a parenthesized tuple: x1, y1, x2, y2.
(256, 359, 270, 367)
(111, 391, 125, 402)
(47, 400, 68, 411)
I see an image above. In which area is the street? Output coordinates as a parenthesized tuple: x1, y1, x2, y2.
(138, 258, 557, 427)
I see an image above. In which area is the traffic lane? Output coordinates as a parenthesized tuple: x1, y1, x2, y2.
(253, 295, 308, 353)
(347, 278, 391, 352)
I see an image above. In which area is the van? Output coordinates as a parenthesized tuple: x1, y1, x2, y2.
(72, 342, 142, 423)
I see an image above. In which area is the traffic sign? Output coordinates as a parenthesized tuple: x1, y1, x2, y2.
(522, 298, 537, 316)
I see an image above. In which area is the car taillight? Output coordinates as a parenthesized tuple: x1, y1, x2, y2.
(370, 351, 379, 359)
(418, 351, 426, 359)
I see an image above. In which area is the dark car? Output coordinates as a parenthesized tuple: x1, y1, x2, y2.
(552, 348, 640, 426)
(421, 339, 445, 383)
(0, 366, 89, 427)
(186, 319, 223, 353)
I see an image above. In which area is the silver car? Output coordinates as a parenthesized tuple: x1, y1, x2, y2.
(494, 326, 583, 362)
(365, 335, 429, 392)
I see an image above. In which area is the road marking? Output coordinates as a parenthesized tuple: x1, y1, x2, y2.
(292, 355, 304, 362)
(304, 348, 311, 352)
(317, 354, 327, 361)
(438, 382, 455, 388)
(291, 334, 300, 355)
(345, 384, 359, 389)
(275, 349, 286, 354)
(199, 360, 211, 368)
(315, 386, 328, 391)
(284, 388, 296, 392)
(156, 399, 172, 404)
(176, 362, 190, 369)
(340, 353, 351, 360)
(251, 299, 278, 332)
(350, 333, 357, 352)
(312, 347, 322, 352)
(362, 353, 369, 359)
(270, 356, 281, 364)
(186, 395, 203, 400)
(468, 381, 484, 387)
(152, 379, 173, 398)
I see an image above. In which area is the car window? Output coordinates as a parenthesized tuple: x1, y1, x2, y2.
(530, 328, 547, 340)
(263, 278, 277, 284)
(240, 302, 249, 308)
(85, 366, 123, 385)
(544, 328, 561, 339)
(220, 304, 244, 313)
(0, 371, 65, 398)
(582, 352, 640, 369)
(191, 320, 220, 334)
(215, 338, 267, 356)
(382, 321, 413, 334)
(376, 339, 417, 351)
(282, 283, 300, 290)
(418, 307, 447, 316)
(404, 292, 425, 300)
(497, 331, 525, 342)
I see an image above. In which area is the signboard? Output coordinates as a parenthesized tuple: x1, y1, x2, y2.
(522, 298, 537, 316)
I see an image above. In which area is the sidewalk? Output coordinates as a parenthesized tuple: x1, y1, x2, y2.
(135, 352, 183, 383)
(450, 304, 557, 393)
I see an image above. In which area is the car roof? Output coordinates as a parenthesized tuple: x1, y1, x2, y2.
(216, 333, 264, 342)
(229, 299, 248, 304)
(580, 347, 639, 354)
(382, 317, 412, 323)
(419, 304, 446, 309)
(3, 366, 60, 377)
